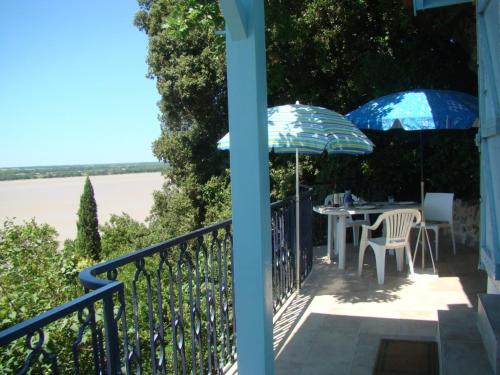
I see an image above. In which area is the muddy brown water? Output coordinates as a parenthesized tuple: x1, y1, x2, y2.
(0, 172, 164, 242)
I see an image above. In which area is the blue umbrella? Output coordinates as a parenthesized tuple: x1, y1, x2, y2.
(346, 89, 478, 270)
(346, 89, 478, 131)
(219, 104, 374, 287)
(346, 89, 478, 203)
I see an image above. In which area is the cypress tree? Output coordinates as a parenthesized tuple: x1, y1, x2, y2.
(76, 176, 101, 261)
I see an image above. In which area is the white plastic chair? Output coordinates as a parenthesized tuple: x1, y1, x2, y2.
(415, 192, 456, 261)
(324, 194, 369, 245)
(358, 209, 421, 284)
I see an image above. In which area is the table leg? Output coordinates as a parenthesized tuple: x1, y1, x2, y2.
(332, 217, 337, 255)
(336, 216, 347, 270)
(327, 215, 333, 262)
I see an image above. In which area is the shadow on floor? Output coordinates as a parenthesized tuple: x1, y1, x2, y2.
(275, 312, 438, 375)
(273, 238, 488, 375)
(306, 245, 415, 304)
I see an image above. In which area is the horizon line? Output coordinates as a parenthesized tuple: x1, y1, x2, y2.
(0, 161, 165, 170)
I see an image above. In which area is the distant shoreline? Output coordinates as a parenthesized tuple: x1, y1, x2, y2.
(0, 172, 164, 241)
(0, 162, 167, 181)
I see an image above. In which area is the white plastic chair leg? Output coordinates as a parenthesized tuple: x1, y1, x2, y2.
(353, 226, 360, 246)
(405, 244, 414, 275)
(358, 240, 368, 276)
(395, 248, 404, 272)
(372, 245, 386, 284)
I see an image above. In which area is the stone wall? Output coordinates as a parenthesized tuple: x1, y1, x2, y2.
(453, 199, 480, 248)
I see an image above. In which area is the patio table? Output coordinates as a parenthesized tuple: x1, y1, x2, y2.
(313, 202, 420, 269)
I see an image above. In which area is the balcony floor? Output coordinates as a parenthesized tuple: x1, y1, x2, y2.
(273, 240, 487, 374)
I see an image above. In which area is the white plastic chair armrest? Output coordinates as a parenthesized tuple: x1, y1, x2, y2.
(362, 214, 385, 232)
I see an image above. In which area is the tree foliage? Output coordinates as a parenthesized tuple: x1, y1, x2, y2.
(135, 0, 227, 227)
(0, 219, 108, 373)
(100, 213, 152, 258)
(135, 0, 478, 230)
(76, 176, 102, 261)
(0, 220, 80, 327)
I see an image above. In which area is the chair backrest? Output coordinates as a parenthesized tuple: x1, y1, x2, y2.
(382, 209, 422, 248)
(423, 192, 454, 223)
(324, 194, 334, 205)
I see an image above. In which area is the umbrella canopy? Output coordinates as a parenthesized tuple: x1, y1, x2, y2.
(218, 103, 373, 289)
(345, 89, 478, 203)
(218, 104, 374, 154)
(346, 89, 478, 131)
(346, 89, 478, 271)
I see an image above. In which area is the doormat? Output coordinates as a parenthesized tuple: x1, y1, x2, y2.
(373, 339, 439, 375)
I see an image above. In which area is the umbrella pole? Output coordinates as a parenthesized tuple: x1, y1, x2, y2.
(418, 131, 436, 273)
(296, 148, 301, 291)
(420, 131, 424, 207)
(420, 131, 425, 269)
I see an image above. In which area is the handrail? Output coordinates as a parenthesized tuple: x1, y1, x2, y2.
(79, 217, 235, 374)
(79, 218, 232, 290)
(270, 185, 312, 209)
(0, 281, 126, 374)
(0, 282, 122, 345)
(80, 188, 310, 289)
(2, 191, 313, 374)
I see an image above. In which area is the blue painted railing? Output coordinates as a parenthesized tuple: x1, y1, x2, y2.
(0, 282, 127, 374)
(0, 190, 313, 374)
(80, 219, 235, 375)
(270, 186, 313, 312)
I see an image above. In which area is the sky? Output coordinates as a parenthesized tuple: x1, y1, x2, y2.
(0, 1, 161, 168)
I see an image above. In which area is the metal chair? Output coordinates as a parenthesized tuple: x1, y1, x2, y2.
(414, 192, 456, 261)
(358, 209, 421, 284)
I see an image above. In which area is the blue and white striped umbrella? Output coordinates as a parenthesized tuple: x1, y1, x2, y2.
(346, 89, 478, 131)
(217, 104, 374, 154)
(218, 104, 373, 288)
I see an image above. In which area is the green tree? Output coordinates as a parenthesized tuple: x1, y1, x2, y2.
(100, 213, 151, 258)
(135, 0, 227, 227)
(135, 0, 478, 231)
(0, 220, 75, 325)
(76, 176, 102, 261)
(0, 219, 96, 373)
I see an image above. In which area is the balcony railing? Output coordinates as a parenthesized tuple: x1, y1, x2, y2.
(0, 282, 127, 374)
(0, 189, 313, 374)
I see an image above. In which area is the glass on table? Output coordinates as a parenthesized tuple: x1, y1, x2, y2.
(388, 196, 395, 204)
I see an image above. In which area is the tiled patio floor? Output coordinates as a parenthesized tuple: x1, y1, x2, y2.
(273, 240, 487, 374)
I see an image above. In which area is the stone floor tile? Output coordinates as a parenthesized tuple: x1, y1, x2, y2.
(399, 310, 437, 321)
(307, 330, 359, 361)
(350, 333, 382, 371)
(302, 363, 352, 375)
(359, 317, 400, 335)
(399, 318, 437, 338)
(441, 340, 493, 375)
(349, 364, 373, 375)
(319, 314, 362, 334)
(275, 360, 303, 375)
(438, 310, 482, 342)
(272, 243, 487, 374)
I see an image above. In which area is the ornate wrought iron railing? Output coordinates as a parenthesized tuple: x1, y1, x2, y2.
(0, 282, 126, 374)
(270, 187, 313, 312)
(80, 219, 235, 375)
(0, 190, 313, 374)
(299, 187, 314, 281)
